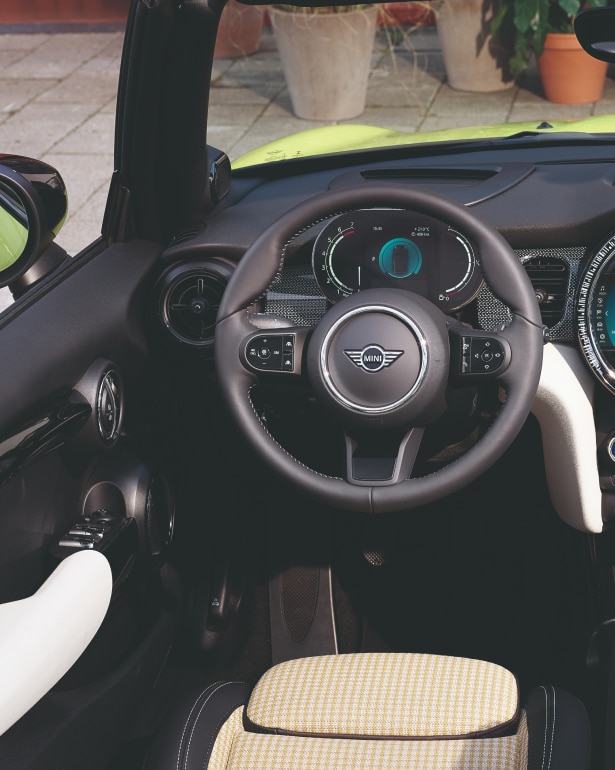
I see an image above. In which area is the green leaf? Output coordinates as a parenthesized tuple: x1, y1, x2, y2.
(513, 0, 538, 34)
(490, 4, 508, 35)
(558, 0, 580, 19)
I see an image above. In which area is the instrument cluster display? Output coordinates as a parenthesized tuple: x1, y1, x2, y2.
(312, 209, 484, 312)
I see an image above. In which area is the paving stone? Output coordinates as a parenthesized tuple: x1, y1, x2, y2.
(0, 78, 57, 113)
(0, 21, 614, 312)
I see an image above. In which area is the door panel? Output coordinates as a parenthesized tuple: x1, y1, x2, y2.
(0, 239, 174, 768)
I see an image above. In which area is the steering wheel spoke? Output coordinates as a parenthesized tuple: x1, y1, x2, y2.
(343, 427, 426, 486)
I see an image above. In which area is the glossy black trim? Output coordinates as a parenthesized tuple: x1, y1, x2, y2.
(0, 392, 90, 489)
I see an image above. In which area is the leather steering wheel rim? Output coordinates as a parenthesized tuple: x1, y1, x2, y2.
(215, 185, 544, 514)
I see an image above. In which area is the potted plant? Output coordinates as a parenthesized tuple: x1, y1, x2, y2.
(435, 0, 515, 92)
(493, 0, 608, 102)
(378, 1, 435, 27)
(268, 4, 379, 121)
(214, 0, 266, 59)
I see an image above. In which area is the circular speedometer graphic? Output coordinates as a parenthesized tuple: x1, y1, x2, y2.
(312, 210, 483, 311)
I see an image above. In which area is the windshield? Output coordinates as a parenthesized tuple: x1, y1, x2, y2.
(214, 4, 615, 168)
(0, 0, 613, 292)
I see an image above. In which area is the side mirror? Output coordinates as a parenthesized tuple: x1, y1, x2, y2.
(0, 155, 68, 296)
(575, 7, 615, 63)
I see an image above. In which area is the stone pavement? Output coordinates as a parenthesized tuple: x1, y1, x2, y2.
(0, 22, 614, 301)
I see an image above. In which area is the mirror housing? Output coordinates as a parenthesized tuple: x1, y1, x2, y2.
(0, 155, 68, 295)
(575, 8, 615, 63)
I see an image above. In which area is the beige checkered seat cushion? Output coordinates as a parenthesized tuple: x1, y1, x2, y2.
(143, 652, 590, 770)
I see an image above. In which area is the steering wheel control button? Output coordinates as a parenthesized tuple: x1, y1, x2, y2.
(460, 335, 505, 374)
(282, 335, 295, 370)
(246, 334, 295, 372)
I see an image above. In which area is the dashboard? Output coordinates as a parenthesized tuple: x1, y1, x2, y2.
(152, 139, 615, 529)
(155, 145, 615, 393)
(155, 153, 615, 356)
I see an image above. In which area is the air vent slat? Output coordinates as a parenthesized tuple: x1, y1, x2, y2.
(523, 256, 569, 328)
(158, 259, 234, 353)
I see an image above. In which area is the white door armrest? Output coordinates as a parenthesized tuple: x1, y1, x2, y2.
(0, 550, 112, 736)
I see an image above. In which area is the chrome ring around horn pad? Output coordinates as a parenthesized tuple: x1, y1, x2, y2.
(320, 305, 427, 414)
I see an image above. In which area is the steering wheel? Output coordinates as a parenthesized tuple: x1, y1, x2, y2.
(215, 185, 544, 513)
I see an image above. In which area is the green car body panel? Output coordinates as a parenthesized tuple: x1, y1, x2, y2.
(233, 115, 615, 168)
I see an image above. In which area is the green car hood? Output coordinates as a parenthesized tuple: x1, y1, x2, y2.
(232, 115, 615, 169)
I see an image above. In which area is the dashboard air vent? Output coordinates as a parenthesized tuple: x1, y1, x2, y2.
(159, 259, 234, 351)
(523, 256, 569, 328)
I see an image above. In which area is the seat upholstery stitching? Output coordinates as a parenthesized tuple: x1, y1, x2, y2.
(546, 688, 555, 770)
(201, 706, 243, 770)
(177, 682, 229, 770)
(540, 686, 548, 770)
(177, 683, 224, 770)
(185, 682, 244, 770)
(539, 686, 556, 770)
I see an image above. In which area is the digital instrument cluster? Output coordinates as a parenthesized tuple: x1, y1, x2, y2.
(312, 209, 484, 312)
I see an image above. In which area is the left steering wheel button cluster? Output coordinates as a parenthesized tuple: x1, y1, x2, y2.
(246, 334, 295, 372)
(461, 336, 505, 375)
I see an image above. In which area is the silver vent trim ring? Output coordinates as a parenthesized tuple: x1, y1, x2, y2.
(97, 370, 122, 443)
(159, 260, 234, 350)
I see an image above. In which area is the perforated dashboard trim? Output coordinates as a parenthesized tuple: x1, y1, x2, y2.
(478, 248, 584, 341)
(264, 248, 584, 342)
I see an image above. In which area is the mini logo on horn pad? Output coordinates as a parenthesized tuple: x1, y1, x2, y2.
(345, 345, 404, 373)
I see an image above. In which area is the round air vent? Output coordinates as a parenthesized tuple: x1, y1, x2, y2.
(97, 369, 122, 443)
(159, 259, 234, 350)
(72, 359, 124, 449)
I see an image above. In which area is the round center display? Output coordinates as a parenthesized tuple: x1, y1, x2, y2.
(578, 232, 615, 394)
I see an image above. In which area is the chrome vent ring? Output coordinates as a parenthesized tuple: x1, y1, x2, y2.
(97, 369, 122, 443)
(159, 259, 234, 351)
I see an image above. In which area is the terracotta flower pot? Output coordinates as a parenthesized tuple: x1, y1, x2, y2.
(378, 2, 435, 27)
(270, 6, 379, 121)
(214, 0, 266, 59)
(537, 32, 608, 104)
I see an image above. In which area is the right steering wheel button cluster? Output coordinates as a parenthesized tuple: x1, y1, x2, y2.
(460, 335, 506, 374)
